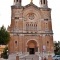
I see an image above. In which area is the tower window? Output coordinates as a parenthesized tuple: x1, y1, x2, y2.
(47, 41, 49, 44)
(14, 0, 15, 2)
(17, 0, 18, 2)
(15, 41, 17, 45)
(41, 0, 42, 4)
(44, 0, 45, 4)
(44, 19, 48, 21)
(15, 17, 19, 19)
(19, 0, 21, 2)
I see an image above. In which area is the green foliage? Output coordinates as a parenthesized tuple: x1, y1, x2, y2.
(1, 47, 8, 59)
(0, 26, 10, 45)
(54, 41, 60, 55)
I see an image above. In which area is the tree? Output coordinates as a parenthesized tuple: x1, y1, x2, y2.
(0, 26, 10, 45)
(54, 41, 60, 55)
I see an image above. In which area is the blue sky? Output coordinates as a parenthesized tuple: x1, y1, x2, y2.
(0, 0, 60, 41)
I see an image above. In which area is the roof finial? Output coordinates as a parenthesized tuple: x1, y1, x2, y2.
(30, 0, 33, 3)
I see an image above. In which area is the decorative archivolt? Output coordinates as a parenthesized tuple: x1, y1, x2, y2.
(26, 39, 39, 47)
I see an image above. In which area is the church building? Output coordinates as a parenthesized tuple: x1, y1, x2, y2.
(8, 0, 54, 60)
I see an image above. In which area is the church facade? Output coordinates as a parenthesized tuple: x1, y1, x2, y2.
(8, 0, 54, 60)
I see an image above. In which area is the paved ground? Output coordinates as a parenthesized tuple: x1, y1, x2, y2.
(20, 55, 39, 60)
(0, 58, 9, 60)
(0, 55, 39, 60)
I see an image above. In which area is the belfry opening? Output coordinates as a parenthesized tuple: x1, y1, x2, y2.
(27, 40, 38, 54)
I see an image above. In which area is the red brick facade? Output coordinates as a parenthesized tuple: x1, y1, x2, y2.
(8, 0, 54, 60)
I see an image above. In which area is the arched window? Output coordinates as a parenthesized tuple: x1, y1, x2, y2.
(36, 24, 37, 27)
(26, 23, 29, 31)
(15, 41, 17, 45)
(19, 0, 21, 2)
(17, 0, 18, 2)
(41, 0, 42, 4)
(44, 0, 45, 4)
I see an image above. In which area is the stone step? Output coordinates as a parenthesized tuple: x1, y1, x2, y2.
(20, 55, 39, 60)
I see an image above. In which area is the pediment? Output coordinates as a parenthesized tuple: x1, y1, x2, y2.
(23, 3, 40, 10)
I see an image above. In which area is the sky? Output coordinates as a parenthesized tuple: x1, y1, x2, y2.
(0, 0, 60, 42)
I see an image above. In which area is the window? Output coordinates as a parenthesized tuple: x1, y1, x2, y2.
(26, 22, 37, 32)
(15, 41, 17, 45)
(41, 0, 42, 4)
(47, 41, 49, 44)
(15, 17, 19, 19)
(34, 24, 37, 31)
(19, 0, 21, 2)
(44, 19, 48, 21)
(45, 22, 48, 31)
(36, 24, 37, 26)
(44, 0, 45, 4)
(17, 0, 18, 2)
(47, 41, 49, 46)
(14, 0, 15, 2)
(26, 23, 29, 31)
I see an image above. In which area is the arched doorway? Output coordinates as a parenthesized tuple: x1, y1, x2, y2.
(27, 40, 38, 54)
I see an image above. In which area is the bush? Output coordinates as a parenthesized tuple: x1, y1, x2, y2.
(1, 47, 8, 59)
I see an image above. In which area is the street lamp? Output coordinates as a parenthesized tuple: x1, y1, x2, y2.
(7, 50, 9, 60)
(7, 50, 8, 56)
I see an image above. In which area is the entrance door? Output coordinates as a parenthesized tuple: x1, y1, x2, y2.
(29, 48, 35, 54)
(27, 40, 38, 54)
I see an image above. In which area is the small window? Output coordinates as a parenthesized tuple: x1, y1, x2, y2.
(44, 0, 45, 4)
(34, 24, 35, 27)
(30, 24, 31, 26)
(44, 19, 48, 21)
(19, 0, 21, 2)
(15, 17, 19, 19)
(17, 0, 18, 2)
(46, 23, 47, 24)
(36, 24, 37, 27)
(26, 24, 27, 26)
(47, 41, 49, 44)
(41, 0, 42, 4)
(32, 24, 33, 26)
(14, 0, 15, 2)
(15, 41, 17, 45)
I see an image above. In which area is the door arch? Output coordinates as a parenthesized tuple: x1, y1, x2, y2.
(27, 40, 38, 54)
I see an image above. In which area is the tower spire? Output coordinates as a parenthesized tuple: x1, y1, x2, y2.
(30, 0, 33, 4)
(40, 0, 48, 8)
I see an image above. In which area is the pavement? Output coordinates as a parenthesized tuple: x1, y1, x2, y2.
(0, 55, 39, 60)
(0, 58, 8, 60)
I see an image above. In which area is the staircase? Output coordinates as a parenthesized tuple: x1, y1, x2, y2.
(20, 55, 39, 60)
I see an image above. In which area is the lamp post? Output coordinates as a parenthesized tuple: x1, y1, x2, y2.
(7, 50, 8, 55)
(16, 53, 19, 60)
(6, 50, 8, 60)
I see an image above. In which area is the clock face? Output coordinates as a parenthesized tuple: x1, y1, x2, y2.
(27, 13, 35, 20)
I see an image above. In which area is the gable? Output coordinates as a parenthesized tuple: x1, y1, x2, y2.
(23, 4, 41, 21)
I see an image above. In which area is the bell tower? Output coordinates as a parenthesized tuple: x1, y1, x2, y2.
(14, 0, 22, 6)
(40, 0, 48, 8)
